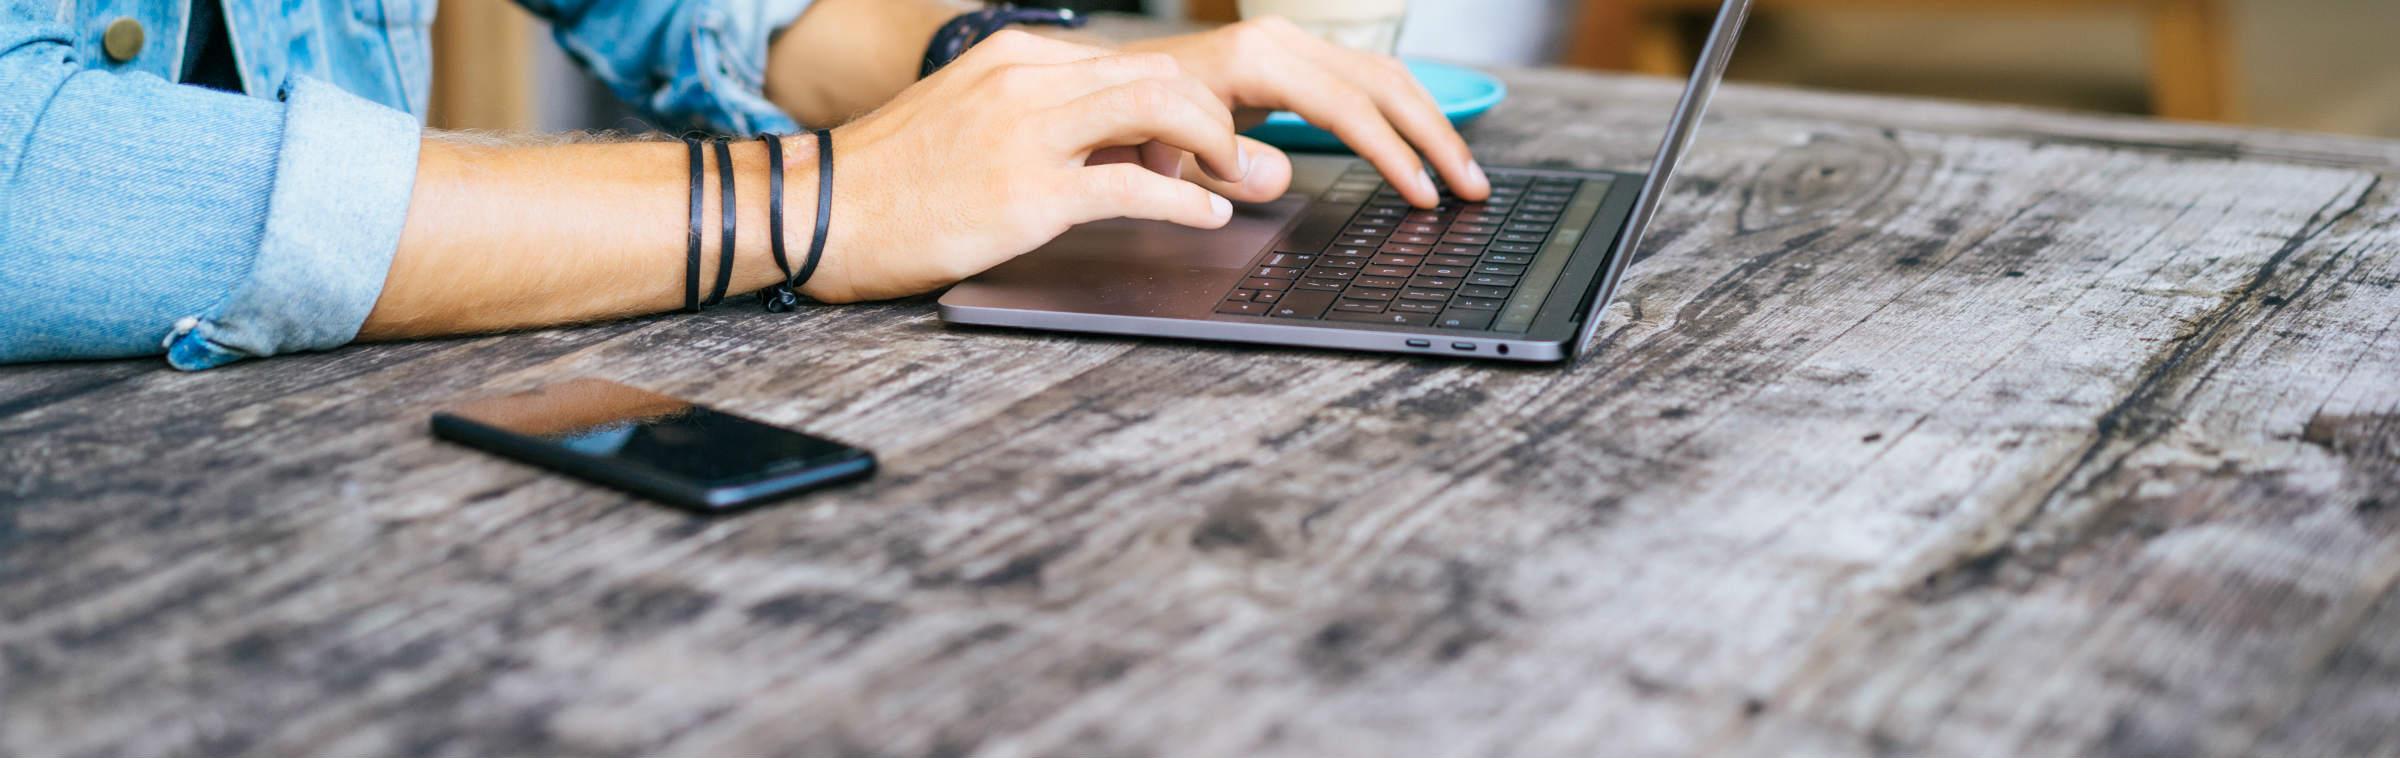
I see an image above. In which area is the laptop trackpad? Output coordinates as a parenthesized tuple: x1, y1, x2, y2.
(943, 196, 1308, 319)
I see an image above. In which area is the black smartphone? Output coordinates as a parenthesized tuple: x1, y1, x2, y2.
(430, 378, 874, 511)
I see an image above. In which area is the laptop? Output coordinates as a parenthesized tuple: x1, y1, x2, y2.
(940, 0, 1754, 364)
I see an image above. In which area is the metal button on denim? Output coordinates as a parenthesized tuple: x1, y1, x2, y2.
(103, 18, 144, 62)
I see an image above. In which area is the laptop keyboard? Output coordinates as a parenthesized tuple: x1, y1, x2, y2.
(1217, 165, 1611, 332)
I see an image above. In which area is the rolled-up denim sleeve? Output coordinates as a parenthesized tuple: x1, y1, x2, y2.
(518, 0, 813, 135)
(0, 22, 419, 370)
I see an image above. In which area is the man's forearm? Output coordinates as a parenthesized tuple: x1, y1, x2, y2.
(358, 135, 810, 340)
(763, 0, 977, 126)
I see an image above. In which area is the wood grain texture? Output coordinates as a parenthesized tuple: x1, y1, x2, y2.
(4, 70, 2398, 757)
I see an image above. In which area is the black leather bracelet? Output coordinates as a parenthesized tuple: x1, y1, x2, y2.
(756, 134, 800, 313)
(681, 133, 705, 313)
(920, 4, 1086, 79)
(705, 137, 739, 307)
(795, 128, 833, 296)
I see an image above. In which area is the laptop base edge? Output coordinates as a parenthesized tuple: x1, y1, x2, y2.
(938, 302, 1570, 363)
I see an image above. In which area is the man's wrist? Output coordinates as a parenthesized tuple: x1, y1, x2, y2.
(919, 5, 1091, 78)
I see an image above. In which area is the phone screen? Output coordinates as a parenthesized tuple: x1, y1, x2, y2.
(432, 379, 873, 509)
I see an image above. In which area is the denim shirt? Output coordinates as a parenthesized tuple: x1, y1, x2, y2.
(0, 0, 812, 369)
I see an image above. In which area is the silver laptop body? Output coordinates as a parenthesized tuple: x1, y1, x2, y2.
(940, 0, 1753, 364)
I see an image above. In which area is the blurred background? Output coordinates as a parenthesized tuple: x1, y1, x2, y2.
(427, 0, 2400, 139)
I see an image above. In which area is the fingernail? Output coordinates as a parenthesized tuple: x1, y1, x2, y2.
(1466, 160, 1490, 189)
(1210, 193, 1233, 220)
(1237, 142, 1253, 181)
(1418, 168, 1437, 197)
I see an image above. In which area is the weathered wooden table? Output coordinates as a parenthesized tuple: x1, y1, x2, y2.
(6, 65, 2399, 756)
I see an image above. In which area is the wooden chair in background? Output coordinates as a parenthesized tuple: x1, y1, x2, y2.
(1566, 0, 2236, 121)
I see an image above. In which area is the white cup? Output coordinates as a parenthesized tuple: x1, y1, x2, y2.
(1237, 0, 1409, 55)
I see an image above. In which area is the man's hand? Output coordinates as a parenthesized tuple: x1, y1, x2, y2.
(1123, 17, 1492, 209)
(803, 31, 1253, 303)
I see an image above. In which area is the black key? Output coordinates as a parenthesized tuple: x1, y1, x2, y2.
(1451, 297, 1505, 311)
(1333, 299, 1388, 313)
(1422, 264, 1471, 278)
(1409, 275, 1462, 290)
(1462, 202, 1513, 215)
(1328, 309, 1435, 326)
(1296, 278, 1348, 292)
(1304, 266, 1358, 280)
(1436, 310, 1497, 331)
(1521, 202, 1565, 214)
(1484, 253, 1533, 265)
(1444, 234, 1493, 246)
(1457, 212, 1506, 225)
(1434, 244, 1483, 256)
(1467, 274, 1519, 287)
(1325, 246, 1374, 258)
(1490, 241, 1540, 255)
(1276, 202, 1357, 253)
(1392, 300, 1444, 314)
(1334, 236, 1380, 248)
(1427, 255, 1478, 267)
(1451, 223, 1498, 235)
(1515, 212, 1560, 224)
(1316, 257, 1364, 269)
(1344, 224, 1393, 237)
(1391, 234, 1440, 246)
(1241, 277, 1291, 291)
(1270, 289, 1339, 319)
(1225, 290, 1254, 302)
(1254, 266, 1301, 279)
(1379, 244, 1430, 256)
(1358, 206, 1405, 219)
(1497, 232, 1545, 244)
(1504, 221, 1551, 234)
(1400, 288, 1452, 301)
(1459, 285, 1512, 299)
(1475, 263, 1528, 276)
(1262, 253, 1315, 268)
(1398, 223, 1443, 235)
(1366, 265, 1414, 278)
(1354, 276, 1408, 289)
(1404, 211, 1444, 224)
(1216, 301, 1269, 315)
(1372, 254, 1424, 267)
(1345, 287, 1398, 301)
(1252, 290, 1283, 303)
(1527, 193, 1573, 205)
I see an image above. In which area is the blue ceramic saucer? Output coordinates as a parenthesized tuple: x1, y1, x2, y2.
(1244, 59, 1508, 153)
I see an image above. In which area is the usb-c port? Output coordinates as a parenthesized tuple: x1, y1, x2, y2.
(1406, 339, 1431, 348)
(1452, 342, 1476, 352)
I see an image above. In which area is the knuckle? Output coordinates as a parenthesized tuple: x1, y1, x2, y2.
(1118, 80, 1175, 115)
(1100, 167, 1148, 205)
(1246, 16, 1297, 35)
(1226, 19, 1278, 55)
